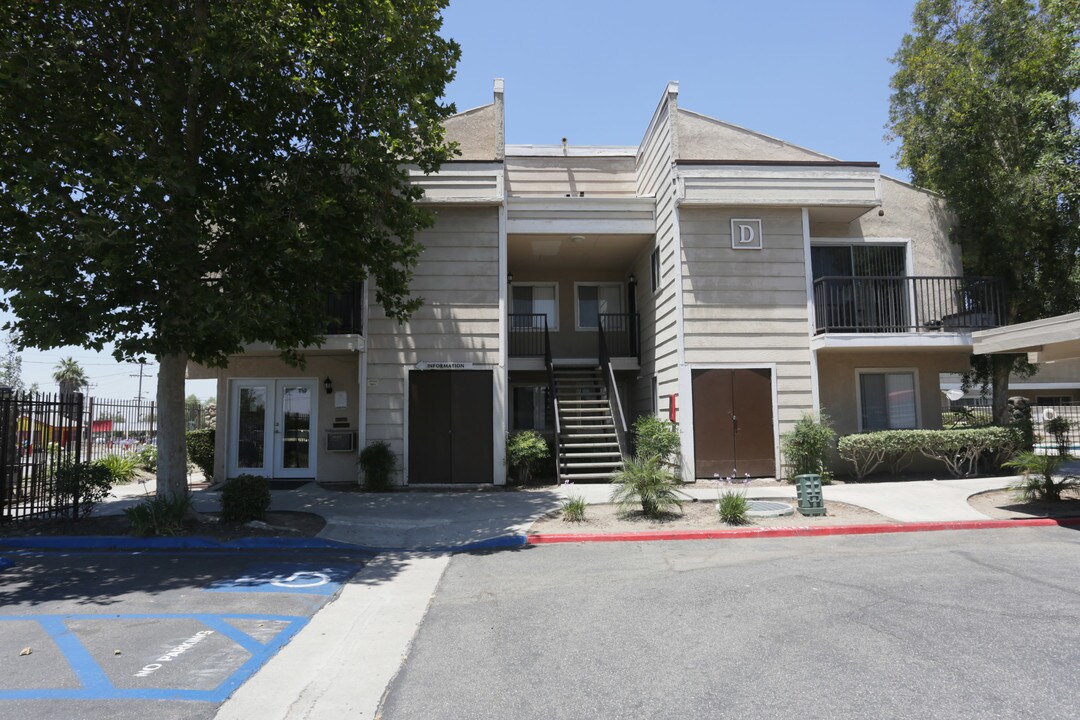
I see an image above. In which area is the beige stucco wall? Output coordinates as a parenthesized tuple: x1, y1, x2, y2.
(816, 349, 972, 437)
(675, 109, 832, 161)
(208, 352, 361, 483)
(810, 176, 960, 276)
(443, 102, 502, 161)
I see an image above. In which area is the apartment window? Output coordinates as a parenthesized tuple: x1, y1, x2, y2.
(575, 283, 623, 330)
(859, 371, 918, 431)
(512, 386, 552, 431)
(1036, 396, 1072, 406)
(511, 283, 558, 330)
(650, 248, 661, 293)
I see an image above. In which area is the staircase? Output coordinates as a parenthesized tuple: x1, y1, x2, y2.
(552, 365, 624, 482)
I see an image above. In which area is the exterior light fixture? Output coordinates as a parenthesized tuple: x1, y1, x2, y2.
(324, 376, 333, 395)
(507, 272, 513, 284)
(628, 273, 637, 285)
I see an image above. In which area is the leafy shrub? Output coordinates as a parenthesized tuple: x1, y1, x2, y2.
(94, 453, 139, 484)
(781, 412, 835, 482)
(135, 444, 157, 472)
(837, 427, 1020, 480)
(561, 495, 587, 522)
(359, 441, 397, 491)
(1004, 452, 1080, 502)
(55, 461, 114, 518)
(1045, 416, 1072, 456)
(221, 474, 272, 522)
(717, 490, 750, 525)
(610, 456, 682, 518)
(505, 430, 550, 485)
(633, 415, 680, 464)
(124, 493, 193, 536)
(186, 428, 215, 481)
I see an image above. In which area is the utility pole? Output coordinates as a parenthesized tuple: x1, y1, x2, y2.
(131, 364, 154, 402)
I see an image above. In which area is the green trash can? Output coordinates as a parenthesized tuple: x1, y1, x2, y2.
(794, 474, 826, 516)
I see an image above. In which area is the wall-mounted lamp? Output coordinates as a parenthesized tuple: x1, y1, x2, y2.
(507, 272, 514, 285)
(628, 273, 637, 286)
(324, 376, 333, 395)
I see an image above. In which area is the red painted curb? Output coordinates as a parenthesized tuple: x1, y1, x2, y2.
(526, 516, 1080, 545)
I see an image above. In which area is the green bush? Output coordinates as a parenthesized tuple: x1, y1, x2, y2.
(837, 427, 1020, 480)
(505, 430, 550, 485)
(1004, 452, 1080, 502)
(1045, 416, 1072, 456)
(717, 490, 750, 525)
(186, 428, 215, 481)
(610, 456, 682, 518)
(221, 474, 272, 523)
(135, 444, 157, 472)
(94, 453, 139, 484)
(780, 412, 835, 482)
(124, 493, 192, 536)
(359, 441, 397, 491)
(633, 415, 680, 464)
(561, 495, 587, 522)
(55, 461, 114, 518)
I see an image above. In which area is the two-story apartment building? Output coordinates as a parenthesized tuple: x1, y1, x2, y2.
(188, 80, 1005, 485)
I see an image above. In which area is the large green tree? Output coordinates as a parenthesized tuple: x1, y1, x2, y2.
(889, 0, 1080, 422)
(53, 356, 89, 397)
(0, 2, 460, 499)
(0, 332, 23, 392)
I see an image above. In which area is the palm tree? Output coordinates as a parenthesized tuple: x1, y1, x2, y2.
(53, 357, 88, 397)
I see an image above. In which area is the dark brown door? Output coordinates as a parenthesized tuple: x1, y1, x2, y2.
(692, 368, 775, 478)
(408, 370, 493, 484)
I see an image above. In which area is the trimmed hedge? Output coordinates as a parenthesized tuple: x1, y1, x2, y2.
(838, 427, 1021, 480)
(186, 428, 215, 481)
(221, 474, 271, 523)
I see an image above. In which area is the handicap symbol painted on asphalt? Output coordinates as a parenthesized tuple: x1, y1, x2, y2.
(205, 564, 357, 596)
(271, 571, 331, 588)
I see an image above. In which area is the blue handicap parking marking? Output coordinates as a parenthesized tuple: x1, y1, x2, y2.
(204, 563, 357, 596)
(0, 613, 307, 703)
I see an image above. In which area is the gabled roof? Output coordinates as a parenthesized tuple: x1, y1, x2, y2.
(676, 108, 836, 162)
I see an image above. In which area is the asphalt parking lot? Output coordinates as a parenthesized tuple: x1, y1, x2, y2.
(0, 548, 370, 720)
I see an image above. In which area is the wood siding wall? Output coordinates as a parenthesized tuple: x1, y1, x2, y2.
(679, 207, 815, 433)
(365, 207, 501, 478)
(506, 156, 637, 198)
(633, 98, 681, 423)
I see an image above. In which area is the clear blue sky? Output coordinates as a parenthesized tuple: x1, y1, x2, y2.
(441, 0, 919, 177)
(5, 0, 920, 400)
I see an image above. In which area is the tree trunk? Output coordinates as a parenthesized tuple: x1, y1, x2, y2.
(991, 354, 1012, 426)
(156, 352, 189, 501)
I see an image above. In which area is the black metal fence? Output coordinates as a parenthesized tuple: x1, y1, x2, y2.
(813, 276, 1005, 334)
(599, 313, 640, 359)
(0, 389, 158, 522)
(508, 313, 549, 356)
(943, 403, 1080, 452)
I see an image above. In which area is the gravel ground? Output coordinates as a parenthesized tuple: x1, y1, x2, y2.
(968, 488, 1080, 519)
(531, 499, 892, 534)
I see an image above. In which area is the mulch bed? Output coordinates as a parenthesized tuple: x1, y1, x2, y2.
(0, 510, 325, 540)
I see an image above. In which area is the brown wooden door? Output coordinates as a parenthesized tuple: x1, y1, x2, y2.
(692, 368, 775, 478)
(408, 370, 493, 484)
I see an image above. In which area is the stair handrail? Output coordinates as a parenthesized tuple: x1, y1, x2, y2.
(543, 316, 562, 484)
(597, 320, 629, 460)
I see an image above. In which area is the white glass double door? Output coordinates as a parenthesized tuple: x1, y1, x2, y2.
(228, 379, 317, 479)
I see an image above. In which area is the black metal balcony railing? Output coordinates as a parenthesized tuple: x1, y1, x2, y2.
(325, 281, 364, 335)
(813, 276, 1004, 334)
(599, 313, 640, 359)
(508, 313, 548, 356)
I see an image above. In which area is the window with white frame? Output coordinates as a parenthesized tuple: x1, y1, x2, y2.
(511, 283, 558, 330)
(859, 371, 918, 430)
(575, 283, 623, 330)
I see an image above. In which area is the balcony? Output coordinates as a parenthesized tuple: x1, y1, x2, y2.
(509, 312, 639, 360)
(813, 276, 1005, 335)
(325, 281, 363, 336)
